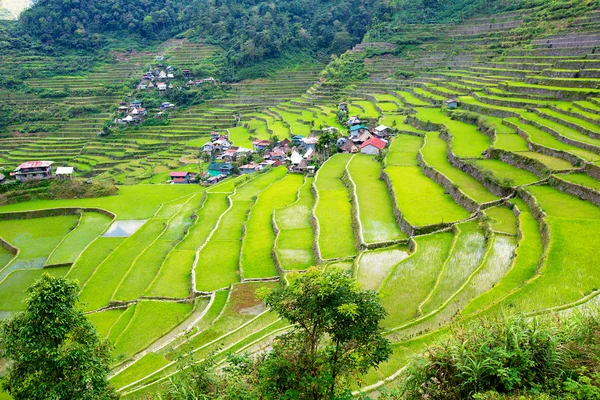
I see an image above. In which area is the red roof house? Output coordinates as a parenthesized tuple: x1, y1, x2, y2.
(360, 137, 387, 155)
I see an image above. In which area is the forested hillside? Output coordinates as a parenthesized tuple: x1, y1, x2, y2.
(5, 0, 600, 398)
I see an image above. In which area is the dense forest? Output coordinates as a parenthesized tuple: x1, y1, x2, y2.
(6, 0, 520, 71)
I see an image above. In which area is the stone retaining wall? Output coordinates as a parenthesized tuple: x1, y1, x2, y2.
(0, 236, 18, 255)
(380, 169, 415, 237)
(417, 151, 479, 213)
(549, 175, 600, 208)
(0, 207, 116, 220)
(516, 188, 551, 269)
(441, 131, 513, 197)
(534, 109, 600, 140)
(503, 119, 585, 166)
(520, 116, 600, 155)
(489, 149, 550, 178)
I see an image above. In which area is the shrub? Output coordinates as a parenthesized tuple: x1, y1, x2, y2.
(401, 310, 600, 399)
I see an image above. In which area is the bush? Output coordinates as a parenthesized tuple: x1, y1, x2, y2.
(401, 310, 600, 399)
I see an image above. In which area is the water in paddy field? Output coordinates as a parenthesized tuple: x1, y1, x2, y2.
(103, 220, 147, 237)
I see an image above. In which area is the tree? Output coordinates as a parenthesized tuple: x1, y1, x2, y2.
(258, 267, 392, 399)
(0, 274, 116, 400)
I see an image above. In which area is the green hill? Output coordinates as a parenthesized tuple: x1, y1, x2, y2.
(3, 0, 600, 397)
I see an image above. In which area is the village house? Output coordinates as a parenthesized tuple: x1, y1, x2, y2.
(373, 125, 392, 138)
(355, 130, 373, 144)
(13, 161, 54, 181)
(444, 98, 460, 109)
(183, 69, 192, 78)
(56, 166, 74, 180)
(340, 139, 359, 153)
(349, 124, 369, 139)
(302, 136, 318, 149)
(207, 174, 227, 185)
(265, 148, 286, 162)
(339, 102, 348, 112)
(208, 162, 234, 177)
(360, 137, 387, 155)
(290, 150, 303, 166)
(253, 139, 271, 152)
(347, 116, 361, 126)
(202, 143, 214, 153)
(157, 82, 167, 94)
(240, 162, 261, 174)
(129, 100, 142, 109)
(291, 135, 305, 146)
(169, 171, 196, 184)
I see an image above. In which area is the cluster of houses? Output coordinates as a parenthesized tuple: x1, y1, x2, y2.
(6, 161, 73, 181)
(336, 114, 391, 155)
(117, 100, 147, 124)
(138, 65, 176, 94)
(116, 100, 175, 124)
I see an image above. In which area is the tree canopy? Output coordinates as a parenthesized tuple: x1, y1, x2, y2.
(0, 274, 116, 400)
(258, 267, 392, 399)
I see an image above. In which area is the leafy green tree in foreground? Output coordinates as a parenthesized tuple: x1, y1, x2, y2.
(258, 267, 392, 399)
(0, 274, 116, 400)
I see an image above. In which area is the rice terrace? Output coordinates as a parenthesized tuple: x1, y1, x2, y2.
(3, 0, 600, 398)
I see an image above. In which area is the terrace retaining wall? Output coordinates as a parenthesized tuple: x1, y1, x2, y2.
(519, 117, 600, 155)
(0, 236, 18, 256)
(548, 175, 600, 208)
(503, 119, 585, 166)
(460, 101, 520, 119)
(416, 150, 479, 213)
(488, 149, 551, 178)
(0, 207, 116, 220)
(534, 109, 600, 140)
(309, 183, 324, 264)
(548, 105, 600, 127)
(380, 169, 416, 237)
(441, 131, 513, 197)
(516, 187, 551, 272)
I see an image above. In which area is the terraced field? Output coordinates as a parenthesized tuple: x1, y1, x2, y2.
(5, 3, 600, 397)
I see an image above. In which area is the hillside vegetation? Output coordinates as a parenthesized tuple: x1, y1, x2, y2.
(3, 0, 600, 398)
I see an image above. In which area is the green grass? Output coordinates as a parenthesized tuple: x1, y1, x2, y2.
(348, 155, 406, 243)
(394, 90, 431, 106)
(463, 200, 543, 316)
(195, 168, 288, 291)
(241, 174, 304, 278)
(87, 308, 126, 338)
(113, 300, 194, 361)
(79, 219, 167, 311)
(0, 185, 203, 220)
(0, 215, 78, 272)
(67, 237, 124, 286)
(506, 186, 600, 312)
(314, 154, 357, 259)
(507, 118, 600, 162)
(494, 133, 530, 152)
(380, 231, 455, 328)
(473, 159, 540, 186)
(422, 132, 499, 203)
(385, 165, 470, 226)
(46, 212, 113, 266)
(147, 250, 195, 298)
(521, 151, 575, 170)
(275, 177, 316, 270)
(556, 173, 600, 192)
(385, 134, 423, 166)
(356, 247, 409, 291)
(420, 221, 487, 315)
(522, 112, 600, 150)
(415, 108, 491, 158)
(0, 266, 70, 312)
(484, 206, 518, 235)
(353, 100, 380, 118)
